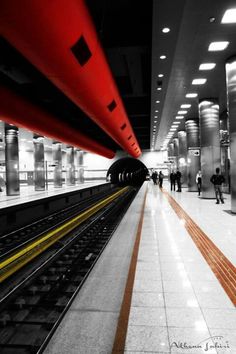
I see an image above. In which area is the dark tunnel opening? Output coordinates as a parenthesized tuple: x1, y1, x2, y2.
(107, 157, 148, 186)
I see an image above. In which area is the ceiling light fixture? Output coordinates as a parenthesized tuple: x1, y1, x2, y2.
(158, 74, 164, 78)
(180, 104, 191, 108)
(176, 116, 184, 119)
(192, 78, 207, 85)
(157, 87, 162, 91)
(178, 110, 187, 114)
(221, 8, 236, 23)
(173, 122, 181, 125)
(199, 63, 216, 70)
(156, 100, 160, 103)
(160, 55, 166, 60)
(208, 41, 229, 51)
(162, 27, 170, 33)
(155, 110, 159, 112)
(154, 116, 158, 118)
(186, 93, 198, 98)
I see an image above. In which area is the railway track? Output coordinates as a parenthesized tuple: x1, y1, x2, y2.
(0, 186, 120, 261)
(0, 185, 138, 354)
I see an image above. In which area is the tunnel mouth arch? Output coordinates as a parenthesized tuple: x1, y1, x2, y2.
(106, 157, 148, 186)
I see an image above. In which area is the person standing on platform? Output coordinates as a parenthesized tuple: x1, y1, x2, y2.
(176, 169, 182, 192)
(196, 170, 202, 196)
(210, 167, 225, 204)
(151, 170, 158, 185)
(159, 171, 164, 188)
(170, 171, 176, 191)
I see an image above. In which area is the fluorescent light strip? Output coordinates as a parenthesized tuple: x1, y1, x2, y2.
(199, 63, 216, 70)
(186, 93, 198, 98)
(180, 104, 191, 108)
(192, 78, 207, 85)
(208, 41, 229, 51)
(221, 9, 236, 23)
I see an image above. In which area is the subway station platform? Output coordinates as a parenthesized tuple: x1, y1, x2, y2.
(43, 182, 236, 354)
(0, 181, 106, 210)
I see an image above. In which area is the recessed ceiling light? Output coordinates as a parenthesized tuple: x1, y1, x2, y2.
(173, 122, 181, 125)
(180, 104, 191, 108)
(170, 129, 177, 131)
(186, 93, 198, 98)
(162, 27, 170, 33)
(199, 63, 216, 70)
(154, 115, 158, 118)
(155, 110, 159, 112)
(208, 41, 229, 51)
(154, 120, 157, 123)
(176, 116, 184, 119)
(156, 100, 160, 103)
(192, 78, 207, 85)
(178, 110, 187, 114)
(221, 8, 236, 23)
(157, 87, 162, 91)
(160, 55, 166, 60)
(158, 74, 164, 78)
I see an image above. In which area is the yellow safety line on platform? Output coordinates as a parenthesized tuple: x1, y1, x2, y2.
(0, 187, 129, 282)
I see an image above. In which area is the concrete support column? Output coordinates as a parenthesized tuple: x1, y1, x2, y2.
(168, 143, 174, 158)
(226, 57, 236, 212)
(34, 136, 45, 191)
(173, 138, 179, 170)
(199, 99, 220, 198)
(66, 146, 75, 185)
(178, 131, 187, 187)
(53, 142, 62, 187)
(168, 142, 175, 172)
(5, 125, 20, 195)
(185, 119, 200, 191)
(77, 150, 84, 183)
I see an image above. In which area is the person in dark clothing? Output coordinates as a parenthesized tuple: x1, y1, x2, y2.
(151, 171, 158, 185)
(210, 167, 225, 204)
(159, 171, 164, 188)
(196, 170, 202, 196)
(170, 171, 176, 191)
(176, 169, 182, 192)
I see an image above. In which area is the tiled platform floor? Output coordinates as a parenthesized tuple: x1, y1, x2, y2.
(125, 182, 236, 354)
(0, 180, 106, 209)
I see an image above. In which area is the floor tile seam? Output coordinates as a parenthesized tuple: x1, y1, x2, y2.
(162, 189, 236, 306)
(148, 191, 170, 348)
(151, 191, 173, 352)
(154, 194, 198, 296)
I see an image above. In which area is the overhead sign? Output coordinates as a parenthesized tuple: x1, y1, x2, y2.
(189, 149, 200, 156)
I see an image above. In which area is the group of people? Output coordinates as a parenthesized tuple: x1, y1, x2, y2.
(169, 170, 182, 192)
(169, 167, 225, 204)
(151, 170, 164, 188)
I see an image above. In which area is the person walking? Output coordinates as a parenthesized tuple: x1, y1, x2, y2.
(210, 167, 225, 204)
(176, 169, 182, 192)
(196, 170, 202, 196)
(170, 171, 176, 191)
(151, 170, 158, 185)
(159, 171, 164, 188)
